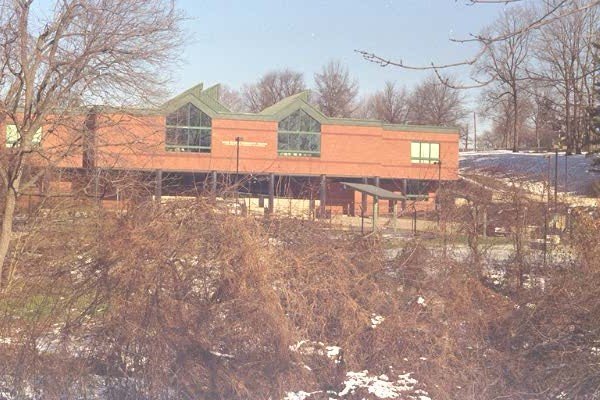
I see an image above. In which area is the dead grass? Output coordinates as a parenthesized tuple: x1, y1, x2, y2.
(0, 198, 595, 399)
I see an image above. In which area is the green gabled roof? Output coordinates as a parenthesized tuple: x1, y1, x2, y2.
(200, 84, 230, 113)
(167, 83, 204, 105)
(161, 83, 459, 135)
(258, 91, 311, 115)
(163, 82, 230, 115)
(257, 91, 328, 124)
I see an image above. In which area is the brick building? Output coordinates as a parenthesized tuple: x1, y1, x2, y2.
(4, 83, 460, 218)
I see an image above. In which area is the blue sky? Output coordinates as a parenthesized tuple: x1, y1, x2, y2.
(174, 0, 509, 106)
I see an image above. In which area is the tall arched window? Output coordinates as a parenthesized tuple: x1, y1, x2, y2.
(165, 103, 211, 153)
(277, 109, 321, 157)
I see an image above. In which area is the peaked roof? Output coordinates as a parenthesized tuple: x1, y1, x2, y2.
(162, 83, 459, 134)
(163, 83, 230, 115)
(258, 91, 310, 115)
(258, 91, 327, 124)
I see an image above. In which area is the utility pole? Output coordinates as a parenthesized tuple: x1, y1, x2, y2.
(473, 112, 477, 152)
(235, 136, 243, 203)
(435, 161, 442, 225)
(554, 149, 558, 213)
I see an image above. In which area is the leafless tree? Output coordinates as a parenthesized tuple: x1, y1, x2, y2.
(532, 0, 598, 153)
(313, 60, 359, 118)
(357, 0, 599, 88)
(368, 81, 410, 124)
(218, 84, 243, 112)
(529, 83, 560, 149)
(0, 0, 184, 286)
(475, 5, 533, 152)
(408, 74, 467, 126)
(242, 69, 306, 113)
(479, 83, 535, 149)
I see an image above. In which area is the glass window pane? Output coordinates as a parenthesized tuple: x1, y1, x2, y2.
(176, 128, 188, 146)
(166, 113, 177, 126)
(299, 134, 310, 151)
(189, 104, 201, 127)
(411, 142, 420, 159)
(420, 143, 430, 160)
(309, 134, 319, 152)
(32, 127, 42, 144)
(200, 111, 212, 127)
(289, 133, 300, 150)
(188, 129, 201, 147)
(278, 132, 288, 150)
(176, 106, 188, 126)
(200, 129, 211, 147)
(165, 127, 178, 145)
(430, 143, 440, 160)
(6, 125, 19, 147)
(279, 109, 320, 133)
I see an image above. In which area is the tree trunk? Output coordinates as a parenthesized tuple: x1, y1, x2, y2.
(565, 85, 572, 154)
(512, 90, 519, 152)
(0, 173, 21, 289)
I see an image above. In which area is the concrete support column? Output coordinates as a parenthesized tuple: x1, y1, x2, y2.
(361, 177, 368, 218)
(391, 200, 398, 232)
(155, 169, 162, 206)
(268, 173, 275, 215)
(211, 170, 217, 193)
(483, 207, 488, 238)
(372, 176, 380, 231)
(319, 174, 327, 219)
(373, 195, 379, 231)
(401, 179, 408, 211)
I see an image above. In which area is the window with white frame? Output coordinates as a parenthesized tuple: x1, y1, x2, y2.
(6, 125, 42, 148)
(410, 142, 440, 164)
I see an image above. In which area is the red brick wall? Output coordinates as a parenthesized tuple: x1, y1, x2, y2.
(89, 114, 459, 181)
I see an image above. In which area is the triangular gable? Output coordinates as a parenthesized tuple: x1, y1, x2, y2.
(260, 92, 327, 125)
(165, 83, 204, 105)
(162, 82, 231, 116)
(162, 92, 219, 119)
(259, 91, 310, 115)
(199, 84, 230, 113)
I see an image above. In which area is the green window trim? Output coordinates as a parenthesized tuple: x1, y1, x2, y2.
(165, 103, 212, 153)
(6, 125, 42, 148)
(410, 142, 440, 164)
(277, 110, 321, 157)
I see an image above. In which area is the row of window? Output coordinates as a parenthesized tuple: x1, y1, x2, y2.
(5, 125, 42, 148)
(164, 103, 442, 163)
(410, 142, 440, 164)
(3, 104, 441, 165)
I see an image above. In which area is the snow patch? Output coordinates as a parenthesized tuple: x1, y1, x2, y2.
(338, 370, 428, 399)
(289, 340, 342, 363)
(371, 314, 385, 328)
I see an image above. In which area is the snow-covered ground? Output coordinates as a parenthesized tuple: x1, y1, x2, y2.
(460, 150, 600, 198)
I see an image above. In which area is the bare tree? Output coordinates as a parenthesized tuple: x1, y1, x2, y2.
(0, 0, 183, 286)
(218, 84, 243, 112)
(532, 0, 599, 153)
(593, 42, 600, 144)
(242, 69, 306, 113)
(475, 5, 533, 152)
(369, 81, 410, 123)
(529, 83, 560, 149)
(408, 74, 467, 126)
(313, 60, 359, 118)
(357, 0, 599, 88)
